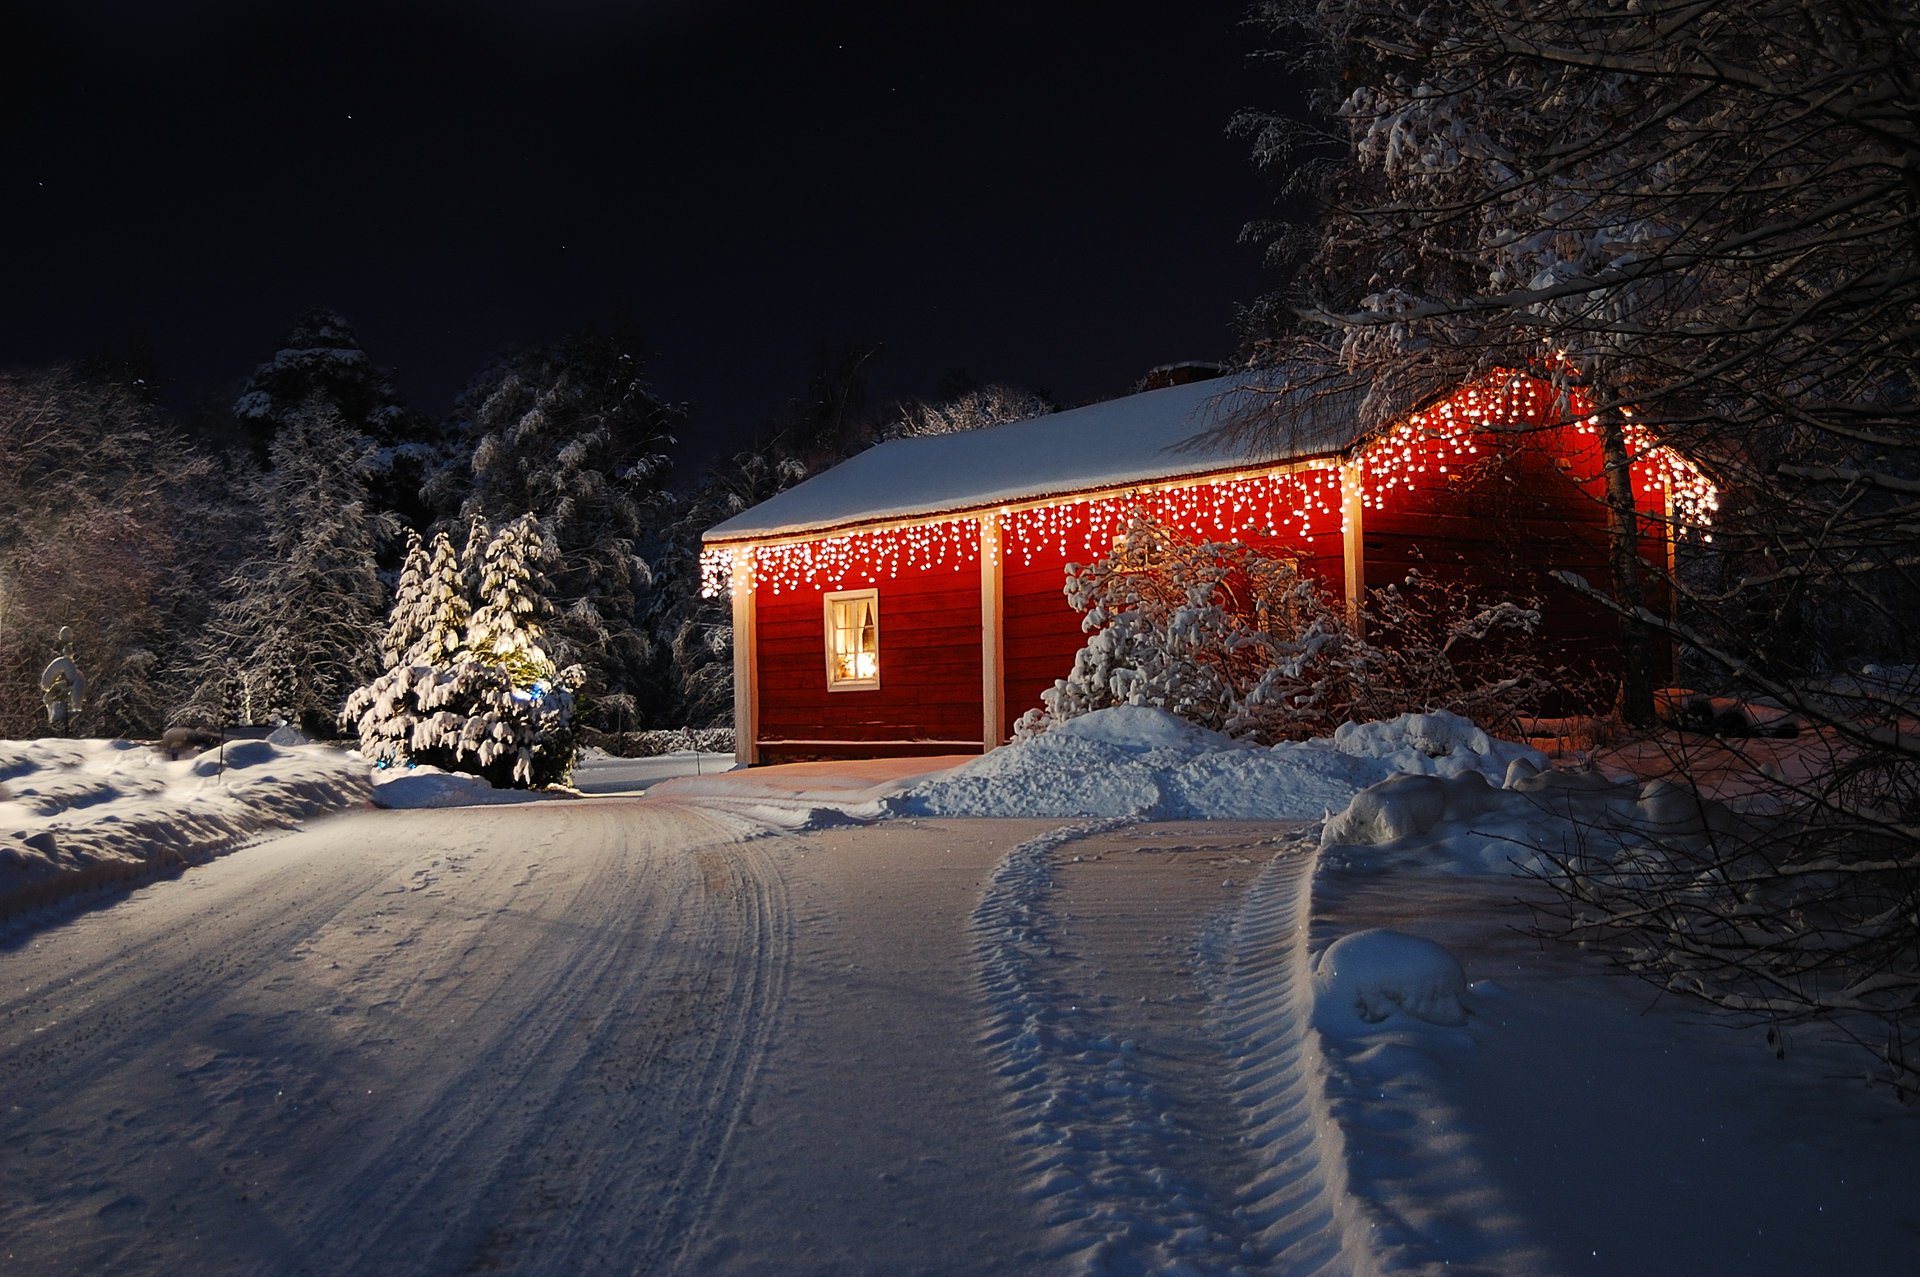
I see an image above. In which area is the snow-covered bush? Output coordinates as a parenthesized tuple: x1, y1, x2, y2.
(342, 513, 582, 789)
(586, 727, 736, 757)
(1016, 513, 1362, 744)
(1347, 568, 1557, 738)
(1018, 516, 1566, 747)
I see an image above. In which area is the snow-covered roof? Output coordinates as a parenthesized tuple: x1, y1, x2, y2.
(704, 370, 1367, 543)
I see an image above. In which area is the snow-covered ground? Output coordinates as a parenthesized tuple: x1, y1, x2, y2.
(2, 715, 1915, 1273)
(0, 737, 370, 916)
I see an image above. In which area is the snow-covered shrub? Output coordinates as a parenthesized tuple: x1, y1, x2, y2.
(342, 513, 582, 789)
(1016, 513, 1363, 744)
(1017, 516, 1568, 747)
(587, 727, 736, 757)
(1348, 568, 1558, 738)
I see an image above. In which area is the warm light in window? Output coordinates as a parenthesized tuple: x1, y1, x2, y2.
(825, 589, 880, 689)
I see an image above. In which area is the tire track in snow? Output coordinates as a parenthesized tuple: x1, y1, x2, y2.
(974, 819, 1254, 1273)
(972, 823, 1382, 1276)
(1214, 835, 1381, 1275)
(299, 799, 793, 1277)
(0, 798, 794, 1277)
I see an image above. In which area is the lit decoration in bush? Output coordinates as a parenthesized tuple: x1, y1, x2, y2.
(698, 373, 1719, 598)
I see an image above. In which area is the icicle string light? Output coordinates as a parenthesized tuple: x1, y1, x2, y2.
(699, 375, 1719, 598)
(999, 470, 1338, 567)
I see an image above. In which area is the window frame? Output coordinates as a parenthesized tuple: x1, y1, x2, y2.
(823, 588, 881, 691)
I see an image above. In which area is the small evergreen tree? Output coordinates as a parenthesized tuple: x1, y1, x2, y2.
(412, 530, 471, 668)
(380, 531, 431, 668)
(342, 514, 581, 788)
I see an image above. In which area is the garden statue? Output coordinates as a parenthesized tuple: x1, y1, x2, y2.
(40, 625, 86, 735)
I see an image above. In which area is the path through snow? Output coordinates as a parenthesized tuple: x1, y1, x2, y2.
(0, 797, 788, 1276)
(971, 820, 1384, 1275)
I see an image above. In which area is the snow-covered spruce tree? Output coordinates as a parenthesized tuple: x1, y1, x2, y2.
(411, 530, 472, 668)
(341, 528, 469, 768)
(431, 333, 683, 732)
(186, 400, 395, 736)
(380, 531, 431, 668)
(232, 307, 437, 530)
(343, 516, 581, 788)
(1016, 514, 1362, 744)
(1240, 0, 1920, 1090)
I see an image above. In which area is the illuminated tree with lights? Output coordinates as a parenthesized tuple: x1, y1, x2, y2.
(1242, 0, 1920, 1090)
(343, 514, 582, 789)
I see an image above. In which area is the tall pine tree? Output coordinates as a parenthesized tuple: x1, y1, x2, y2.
(196, 401, 394, 733)
(433, 332, 683, 730)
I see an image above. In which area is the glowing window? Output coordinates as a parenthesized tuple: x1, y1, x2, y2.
(824, 589, 880, 690)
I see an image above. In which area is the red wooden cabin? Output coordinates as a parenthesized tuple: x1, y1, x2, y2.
(702, 370, 1712, 764)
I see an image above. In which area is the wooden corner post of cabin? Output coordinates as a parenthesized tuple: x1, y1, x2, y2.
(1340, 459, 1366, 633)
(730, 545, 760, 766)
(980, 512, 1006, 751)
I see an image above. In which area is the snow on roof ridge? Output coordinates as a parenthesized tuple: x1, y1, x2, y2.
(705, 368, 1365, 543)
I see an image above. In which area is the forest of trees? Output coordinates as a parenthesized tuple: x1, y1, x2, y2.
(0, 311, 1058, 745)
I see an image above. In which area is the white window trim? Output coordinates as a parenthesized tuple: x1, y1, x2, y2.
(824, 588, 881, 691)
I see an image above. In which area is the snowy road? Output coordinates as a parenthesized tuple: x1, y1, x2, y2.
(1, 797, 1367, 1275)
(0, 798, 791, 1276)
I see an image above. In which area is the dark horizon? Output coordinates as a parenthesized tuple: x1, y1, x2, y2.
(8, 1, 1300, 459)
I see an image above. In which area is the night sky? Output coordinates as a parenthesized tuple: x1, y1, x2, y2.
(9, 1, 1296, 458)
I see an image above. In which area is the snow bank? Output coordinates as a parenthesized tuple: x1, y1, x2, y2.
(0, 737, 371, 915)
(1320, 747, 1751, 880)
(1327, 711, 1543, 778)
(896, 707, 1544, 821)
(370, 765, 557, 809)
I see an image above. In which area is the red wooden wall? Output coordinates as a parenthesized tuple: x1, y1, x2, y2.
(753, 558, 983, 761)
(1359, 419, 1670, 710)
(998, 500, 1345, 739)
(746, 413, 1677, 757)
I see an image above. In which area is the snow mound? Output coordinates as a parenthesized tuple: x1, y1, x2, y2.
(1313, 928, 1469, 1035)
(1048, 703, 1240, 752)
(1328, 710, 1545, 780)
(897, 707, 1547, 821)
(0, 738, 371, 915)
(1320, 772, 1504, 848)
(1320, 750, 1756, 880)
(897, 706, 1328, 820)
(370, 765, 557, 809)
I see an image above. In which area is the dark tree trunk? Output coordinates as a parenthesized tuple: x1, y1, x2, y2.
(1598, 407, 1655, 726)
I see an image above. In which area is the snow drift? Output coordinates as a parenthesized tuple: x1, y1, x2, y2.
(0, 737, 370, 915)
(895, 706, 1544, 821)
